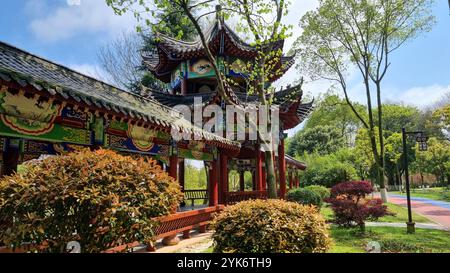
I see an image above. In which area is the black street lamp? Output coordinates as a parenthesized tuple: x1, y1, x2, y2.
(401, 128, 428, 234)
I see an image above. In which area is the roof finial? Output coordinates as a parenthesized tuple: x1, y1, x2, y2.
(216, 5, 224, 25)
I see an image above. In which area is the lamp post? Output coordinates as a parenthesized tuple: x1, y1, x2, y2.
(401, 128, 428, 234)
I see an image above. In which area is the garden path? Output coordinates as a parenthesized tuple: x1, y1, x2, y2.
(384, 193, 450, 229)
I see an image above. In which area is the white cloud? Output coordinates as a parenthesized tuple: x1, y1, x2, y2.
(385, 84, 450, 108)
(28, 0, 136, 42)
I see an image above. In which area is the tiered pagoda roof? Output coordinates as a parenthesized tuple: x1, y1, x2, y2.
(142, 17, 295, 83)
(141, 14, 314, 131)
(144, 83, 314, 130)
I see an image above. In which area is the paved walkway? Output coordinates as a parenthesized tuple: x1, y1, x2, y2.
(132, 231, 213, 253)
(384, 193, 450, 230)
(366, 222, 449, 231)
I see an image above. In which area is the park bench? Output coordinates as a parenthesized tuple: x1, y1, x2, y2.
(183, 189, 208, 207)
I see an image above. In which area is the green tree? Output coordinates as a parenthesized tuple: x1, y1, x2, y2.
(304, 92, 365, 146)
(428, 104, 450, 141)
(295, 0, 435, 202)
(377, 104, 421, 135)
(420, 138, 450, 186)
(288, 125, 344, 157)
(184, 162, 207, 190)
(354, 127, 380, 181)
(384, 132, 406, 190)
(297, 152, 357, 188)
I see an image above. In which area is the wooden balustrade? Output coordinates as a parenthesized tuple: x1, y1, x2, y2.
(104, 205, 224, 252)
(224, 190, 267, 205)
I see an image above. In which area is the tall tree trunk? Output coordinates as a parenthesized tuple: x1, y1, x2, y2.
(264, 150, 277, 198)
(375, 82, 387, 201)
(363, 76, 387, 202)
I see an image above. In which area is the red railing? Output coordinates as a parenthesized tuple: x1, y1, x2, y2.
(224, 190, 267, 205)
(104, 205, 224, 252)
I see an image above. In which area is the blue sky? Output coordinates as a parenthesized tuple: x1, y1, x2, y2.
(0, 0, 449, 111)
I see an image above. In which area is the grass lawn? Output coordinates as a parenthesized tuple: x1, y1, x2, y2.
(321, 202, 432, 223)
(204, 226, 450, 253)
(329, 226, 450, 253)
(391, 187, 450, 202)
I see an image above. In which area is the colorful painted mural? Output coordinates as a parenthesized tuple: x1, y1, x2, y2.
(0, 87, 63, 135)
(170, 63, 185, 89)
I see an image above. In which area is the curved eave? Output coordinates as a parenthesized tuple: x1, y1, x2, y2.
(285, 154, 307, 170)
(0, 41, 241, 151)
(280, 100, 314, 130)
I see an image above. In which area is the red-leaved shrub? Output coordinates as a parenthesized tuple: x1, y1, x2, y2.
(326, 181, 392, 231)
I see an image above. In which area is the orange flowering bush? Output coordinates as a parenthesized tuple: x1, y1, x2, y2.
(0, 149, 183, 253)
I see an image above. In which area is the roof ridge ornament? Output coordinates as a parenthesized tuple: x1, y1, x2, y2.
(216, 5, 224, 29)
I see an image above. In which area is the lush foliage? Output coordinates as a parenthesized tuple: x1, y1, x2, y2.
(288, 125, 344, 156)
(288, 91, 450, 191)
(184, 160, 207, 190)
(212, 199, 331, 253)
(298, 152, 357, 188)
(326, 181, 392, 230)
(298, 93, 365, 146)
(305, 185, 331, 200)
(287, 188, 322, 208)
(295, 0, 435, 194)
(0, 149, 183, 253)
(414, 137, 450, 186)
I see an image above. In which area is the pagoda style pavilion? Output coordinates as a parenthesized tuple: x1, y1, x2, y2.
(141, 12, 313, 204)
(0, 14, 311, 209)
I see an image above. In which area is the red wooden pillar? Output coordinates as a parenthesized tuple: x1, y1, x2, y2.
(219, 153, 228, 204)
(278, 139, 287, 199)
(239, 171, 245, 191)
(1, 139, 20, 177)
(261, 167, 267, 191)
(181, 78, 187, 95)
(178, 159, 185, 191)
(255, 147, 263, 190)
(169, 155, 178, 180)
(261, 151, 266, 191)
(209, 160, 219, 206)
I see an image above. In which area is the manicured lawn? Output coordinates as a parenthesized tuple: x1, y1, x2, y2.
(329, 226, 450, 253)
(391, 187, 450, 202)
(321, 202, 431, 223)
(205, 226, 450, 253)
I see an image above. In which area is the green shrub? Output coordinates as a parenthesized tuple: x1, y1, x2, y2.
(287, 188, 322, 207)
(305, 185, 331, 200)
(440, 190, 450, 202)
(212, 199, 331, 253)
(380, 240, 433, 253)
(0, 149, 183, 253)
